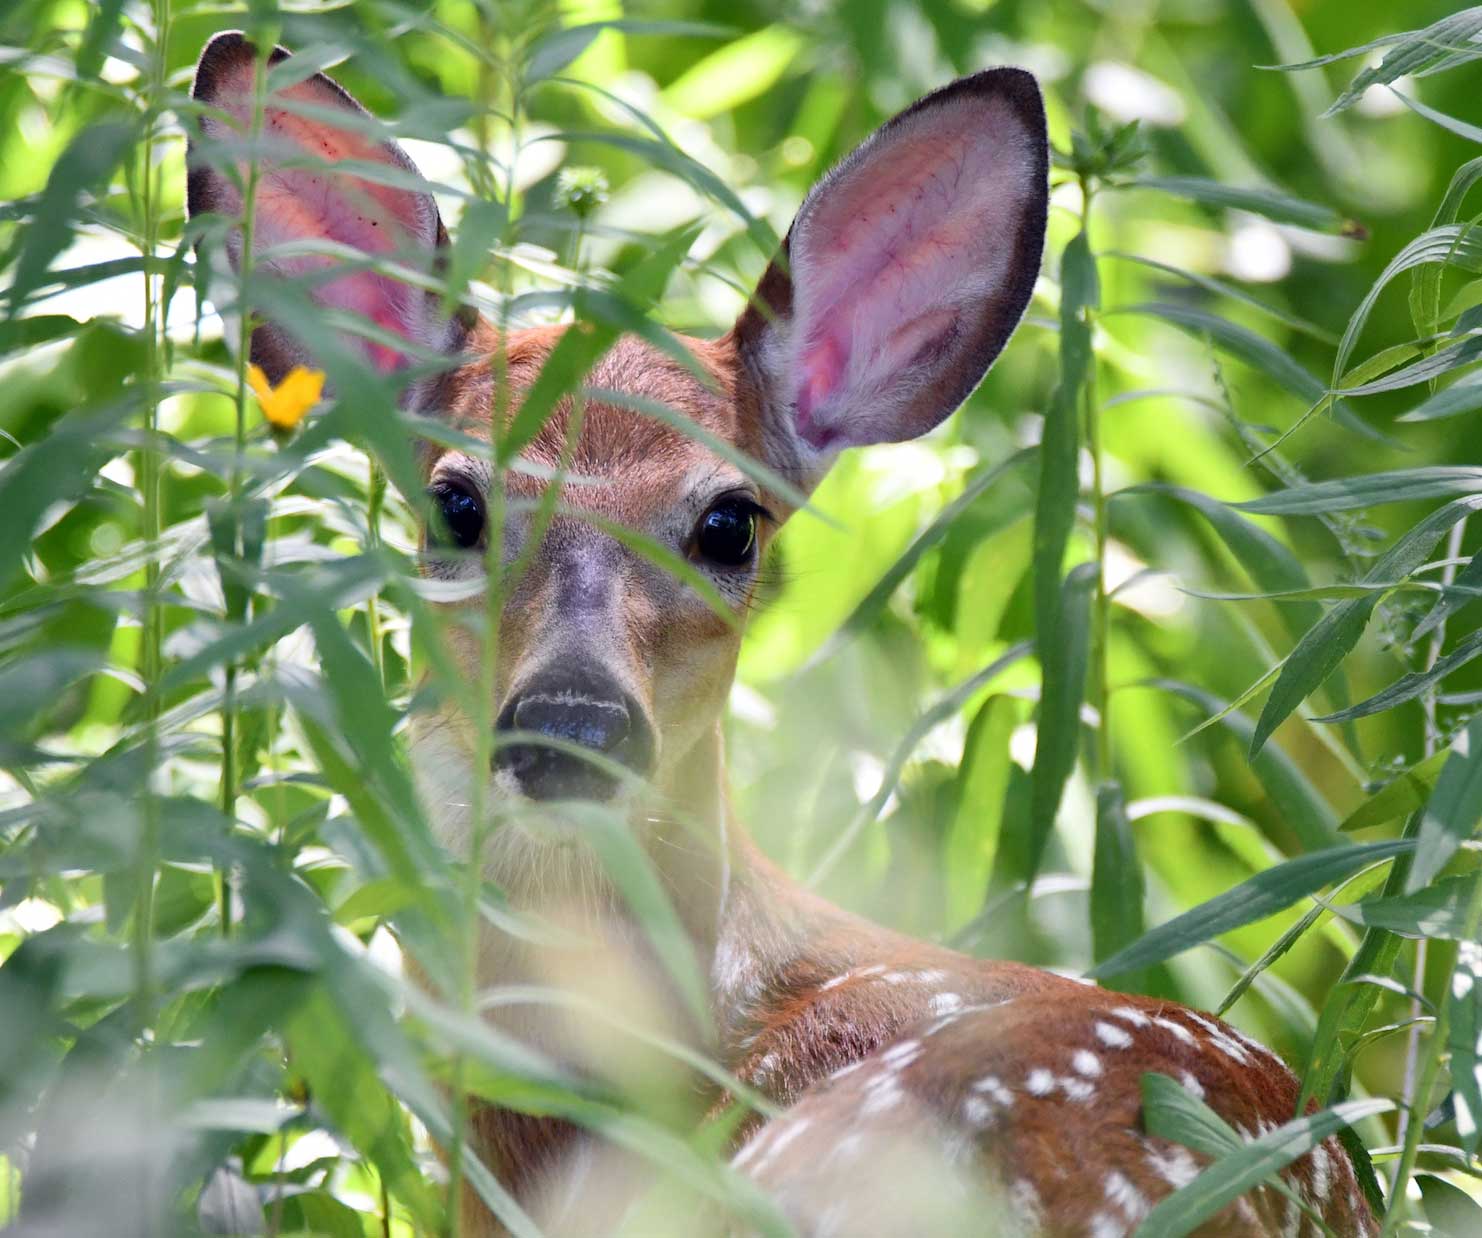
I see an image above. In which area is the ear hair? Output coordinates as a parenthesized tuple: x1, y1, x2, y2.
(732, 68, 1048, 481)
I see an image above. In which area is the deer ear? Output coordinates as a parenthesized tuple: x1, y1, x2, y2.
(188, 31, 458, 385)
(733, 69, 1047, 472)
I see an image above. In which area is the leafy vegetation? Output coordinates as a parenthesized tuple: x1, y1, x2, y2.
(3, 0, 1482, 1234)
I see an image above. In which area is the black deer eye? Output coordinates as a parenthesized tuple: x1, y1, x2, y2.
(695, 498, 759, 567)
(429, 484, 484, 550)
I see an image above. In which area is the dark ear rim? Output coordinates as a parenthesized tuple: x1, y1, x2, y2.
(186, 30, 469, 386)
(731, 66, 1049, 406)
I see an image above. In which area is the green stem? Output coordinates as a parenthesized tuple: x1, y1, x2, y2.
(130, 0, 172, 1031)
(1080, 176, 1111, 780)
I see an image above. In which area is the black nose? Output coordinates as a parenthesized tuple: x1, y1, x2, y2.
(493, 667, 655, 801)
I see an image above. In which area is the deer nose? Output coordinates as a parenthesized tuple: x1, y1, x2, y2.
(493, 667, 655, 801)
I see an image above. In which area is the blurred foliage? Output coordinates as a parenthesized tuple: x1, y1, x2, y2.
(4, 0, 1482, 1234)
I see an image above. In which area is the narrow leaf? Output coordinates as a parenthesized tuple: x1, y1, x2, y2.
(1087, 840, 1412, 979)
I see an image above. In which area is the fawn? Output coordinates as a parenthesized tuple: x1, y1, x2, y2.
(189, 30, 1378, 1238)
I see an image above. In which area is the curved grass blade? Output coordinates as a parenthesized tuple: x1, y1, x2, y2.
(1413, 158, 1482, 338)
(1101, 252, 1337, 344)
(1392, 89, 1482, 145)
(1333, 224, 1482, 389)
(1086, 839, 1413, 979)
(1112, 301, 1383, 444)
(1233, 467, 1482, 515)
(1128, 175, 1352, 233)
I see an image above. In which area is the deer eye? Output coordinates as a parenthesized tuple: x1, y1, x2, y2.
(429, 483, 484, 550)
(695, 498, 759, 567)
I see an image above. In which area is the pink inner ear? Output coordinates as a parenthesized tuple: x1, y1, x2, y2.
(205, 60, 436, 372)
(784, 92, 1038, 448)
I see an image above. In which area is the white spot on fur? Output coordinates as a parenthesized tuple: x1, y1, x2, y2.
(1310, 1143, 1332, 1204)
(1010, 1179, 1042, 1224)
(1184, 1011, 1253, 1065)
(1026, 1068, 1055, 1096)
(1146, 1145, 1199, 1189)
(1073, 1049, 1103, 1078)
(881, 1040, 922, 1069)
(1180, 1071, 1205, 1100)
(929, 992, 964, 1016)
(1059, 1076, 1097, 1103)
(1096, 1021, 1134, 1049)
(1104, 1170, 1149, 1220)
(1152, 1016, 1197, 1047)
(1089, 1215, 1125, 1238)
(961, 1095, 995, 1128)
(1113, 1006, 1150, 1027)
(973, 1075, 1015, 1108)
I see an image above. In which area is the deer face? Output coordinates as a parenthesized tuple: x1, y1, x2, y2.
(188, 31, 1049, 828)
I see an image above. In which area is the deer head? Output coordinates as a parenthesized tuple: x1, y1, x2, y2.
(187, 30, 1048, 873)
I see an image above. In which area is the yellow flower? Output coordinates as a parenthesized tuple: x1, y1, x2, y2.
(247, 363, 324, 431)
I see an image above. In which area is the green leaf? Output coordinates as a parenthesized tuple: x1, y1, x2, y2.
(1397, 374, 1482, 422)
(1101, 252, 1337, 344)
(1033, 228, 1097, 647)
(1025, 562, 1097, 883)
(1251, 495, 1482, 756)
(1086, 840, 1412, 979)
(1338, 335, 1482, 398)
(1393, 89, 1482, 144)
(1314, 629, 1482, 723)
(1233, 467, 1482, 515)
(1129, 175, 1351, 233)
(1407, 714, 1482, 893)
(1417, 1174, 1482, 1237)
(1139, 1072, 1391, 1238)
(1340, 749, 1452, 832)
(1090, 780, 1148, 991)
(1331, 874, 1479, 939)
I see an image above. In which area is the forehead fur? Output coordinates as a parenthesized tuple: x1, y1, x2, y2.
(429, 325, 762, 490)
